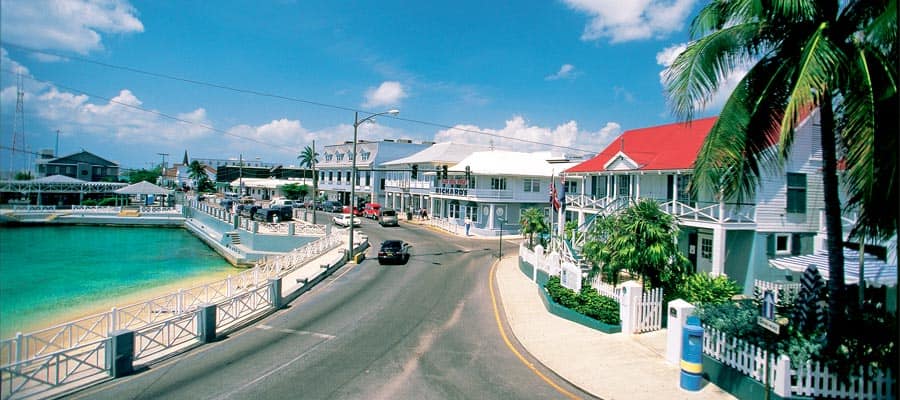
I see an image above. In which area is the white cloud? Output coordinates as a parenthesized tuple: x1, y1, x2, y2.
(545, 64, 577, 81)
(563, 0, 696, 43)
(433, 116, 620, 155)
(0, 0, 144, 55)
(656, 43, 749, 114)
(363, 81, 407, 108)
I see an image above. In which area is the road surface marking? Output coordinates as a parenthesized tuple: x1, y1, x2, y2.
(489, 259, 582, 400)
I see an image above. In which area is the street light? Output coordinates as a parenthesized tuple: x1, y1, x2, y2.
(349, 109, 399, 262)
(497, 216, 506, 259)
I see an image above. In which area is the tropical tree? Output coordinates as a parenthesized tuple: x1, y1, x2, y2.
(604, 200, 689, 291)
(280, 183, 309, 200)
(519, 208, 549, 249)
(187, 160, 207, 191)
(582, 214, 622, 285)
(663, 0, 897, 351)
(128, 168, 160, 184)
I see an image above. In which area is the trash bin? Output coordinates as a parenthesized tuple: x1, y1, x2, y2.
(680, 316, 704, 391)
(406, 211, 413, 221)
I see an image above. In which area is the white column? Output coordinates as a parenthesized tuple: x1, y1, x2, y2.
(635, 174, 641, 200)
(712, 227, 726, 276)
(673, 174, 679, 202)
(620, 281, 643, 335)
(488, 204, 496, 229)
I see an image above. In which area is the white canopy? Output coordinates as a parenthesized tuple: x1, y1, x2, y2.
(114, 181, 170, 195)
(769, 249, 897, 287)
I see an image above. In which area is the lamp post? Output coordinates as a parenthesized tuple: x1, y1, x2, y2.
(497, 216, 506, 259)
(349, 109, 399, 262)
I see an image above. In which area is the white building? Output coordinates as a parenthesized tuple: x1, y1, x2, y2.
(380, 142, 491, 213)
(427, 150, 580, 236)
(316, 139, 432, 208)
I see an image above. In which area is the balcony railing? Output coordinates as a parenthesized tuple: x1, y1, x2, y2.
(565, 194, 756, 224)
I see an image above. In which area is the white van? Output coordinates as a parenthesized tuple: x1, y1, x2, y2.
(270, 198, 295, 208)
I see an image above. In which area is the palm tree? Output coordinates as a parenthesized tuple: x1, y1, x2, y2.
(298, 144, 319, 223)
(187, 160, 206, 191)
(519, 208, 549, 249)
(663, 0, 897, 350)
(600, 199, 688, 290)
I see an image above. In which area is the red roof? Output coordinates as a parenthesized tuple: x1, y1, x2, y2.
(565, 117, 717, 173)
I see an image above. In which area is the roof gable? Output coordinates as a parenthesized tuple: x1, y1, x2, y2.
(566, 117, 716, 173)
(49, 150, 118, 167)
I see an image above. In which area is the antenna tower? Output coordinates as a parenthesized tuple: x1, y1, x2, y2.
(10, 70, 26, 174)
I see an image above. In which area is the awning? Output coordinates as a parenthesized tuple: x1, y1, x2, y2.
(769, 249, 897, 288)
(114, 181, 170, 195)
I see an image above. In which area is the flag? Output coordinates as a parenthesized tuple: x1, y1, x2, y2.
(550, 178, 561, 211)
(559, 175, 566, 212)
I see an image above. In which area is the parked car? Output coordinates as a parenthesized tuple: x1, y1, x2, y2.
(363, 203, 382, 219)
(378, 209, 398, 227)
(377, 240, 410, 265)
(342, 205, 364, 217)
(332, 213, 361, 227)
(319, 200, 343, 213)
(239, 205, 261, 219)
(270, 198, 296, 208)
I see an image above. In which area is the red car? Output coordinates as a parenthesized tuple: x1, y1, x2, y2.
(342, 205, 364, 217)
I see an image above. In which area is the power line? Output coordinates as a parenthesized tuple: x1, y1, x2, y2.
(2, 43, 599, 155)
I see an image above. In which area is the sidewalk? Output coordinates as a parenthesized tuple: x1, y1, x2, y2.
(403, 217, 734, 399)
(494, 255, 736, 399)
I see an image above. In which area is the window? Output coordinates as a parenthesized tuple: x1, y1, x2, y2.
(345, 171, 351, 183)
(523, 178, 540, 192)
(564, 180, 576, 193)
(336, 153, 344, 161)
(325, 153, 333, 161)
(491, 177, 507, 190)
(700, 238, 713, 260)
(465, 205, 478, 222)
(786, 173, 807, 213)
(448, 203, 460, 218)
(328, 171, 333, 181)
(616, 175, 630, 197)
(775, 234, 791, 255)
(591, 176, 608, 198)
(361, 151, 370, 161)
(677, 174, 693, 203)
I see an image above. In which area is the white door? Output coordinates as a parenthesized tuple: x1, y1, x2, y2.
(697, 233, 713, 274)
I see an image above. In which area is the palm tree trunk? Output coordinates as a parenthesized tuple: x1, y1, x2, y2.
(820, 95, 846, 350)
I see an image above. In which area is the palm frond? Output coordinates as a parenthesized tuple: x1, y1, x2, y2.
(779, 26, 844, 159)
(664, 23, 761, 120)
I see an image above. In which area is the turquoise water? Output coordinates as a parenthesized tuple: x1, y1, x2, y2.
(0, 225, 235, 338)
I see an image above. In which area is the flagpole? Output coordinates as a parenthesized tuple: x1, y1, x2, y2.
(549, 170, 555, 246)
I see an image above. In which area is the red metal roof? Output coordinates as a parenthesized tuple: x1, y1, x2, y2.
(565, 117, 717, 173)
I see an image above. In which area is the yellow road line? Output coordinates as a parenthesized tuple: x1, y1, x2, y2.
(489, 260, 582, 400)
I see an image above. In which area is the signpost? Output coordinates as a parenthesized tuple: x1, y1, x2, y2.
(757, 290, 780, 334)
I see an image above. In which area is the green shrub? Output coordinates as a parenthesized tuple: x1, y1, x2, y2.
(97, 198, 117, 206)
(81, 199, 98, 206)
(677, 273, 740, 305)
(545, 276, 620, 325)
(576, 285, 620, 324)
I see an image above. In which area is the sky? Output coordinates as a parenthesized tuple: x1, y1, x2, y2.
(0, 0, 738, 173)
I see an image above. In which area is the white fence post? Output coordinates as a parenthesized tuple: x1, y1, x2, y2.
(773, 355, 792, 397)
(534, 245, 544, 282)
(109, 307, 118, 332)
(620, 281, 643, 335)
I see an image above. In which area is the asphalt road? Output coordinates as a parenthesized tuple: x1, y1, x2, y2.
(70, 212, 594, 399)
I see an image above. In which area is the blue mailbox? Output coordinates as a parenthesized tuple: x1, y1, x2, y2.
(680, 315, 704, 391)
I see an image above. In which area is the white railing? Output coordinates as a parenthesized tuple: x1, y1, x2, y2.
(133, 313, 199, 361)
(139, 206, 179, 214)
(1, 340, 108, 399)
(754, 279, 801, 304)
(0, 231, 342, 367)
(661, 200, 756, 223)
(11, 205, 59, 212)
(69, 206, 120, 213)
(703, 325, 895, 399)
(428, 217, 461, 235)
(590, 277, 625, 303)
(216, 285, 273, 332)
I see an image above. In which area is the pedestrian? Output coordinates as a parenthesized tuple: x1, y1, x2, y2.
(465, 217, 472, 236)
(421, 208, 428, 220)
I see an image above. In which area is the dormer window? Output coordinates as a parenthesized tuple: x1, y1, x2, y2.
(324, 153, 333, 161)
(361, 151, 371, 161)
(336, 153, 344, 161)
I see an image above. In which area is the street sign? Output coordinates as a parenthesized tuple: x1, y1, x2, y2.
(757, 316, 781, 334)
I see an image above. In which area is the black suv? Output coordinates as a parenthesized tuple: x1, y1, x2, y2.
(377, 240, 410, 265)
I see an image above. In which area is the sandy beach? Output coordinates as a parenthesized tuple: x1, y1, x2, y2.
(4, 268, 242, 338)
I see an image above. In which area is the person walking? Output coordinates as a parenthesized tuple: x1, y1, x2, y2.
(465, 216, 472, 236)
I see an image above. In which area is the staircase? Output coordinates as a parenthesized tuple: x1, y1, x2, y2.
(227, 231, 242, 246)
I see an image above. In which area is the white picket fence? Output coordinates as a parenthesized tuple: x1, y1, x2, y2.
(519, 242, 664, 334)
(703, 325, 895, 399)
(754, 279, 802, 304)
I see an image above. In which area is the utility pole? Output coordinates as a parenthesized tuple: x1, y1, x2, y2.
(11, 70, 26, 175)
(157, 153, 169, 186)
(312, 140, 317, 224)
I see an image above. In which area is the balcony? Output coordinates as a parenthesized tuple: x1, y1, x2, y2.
(566, 194, 756, 224)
